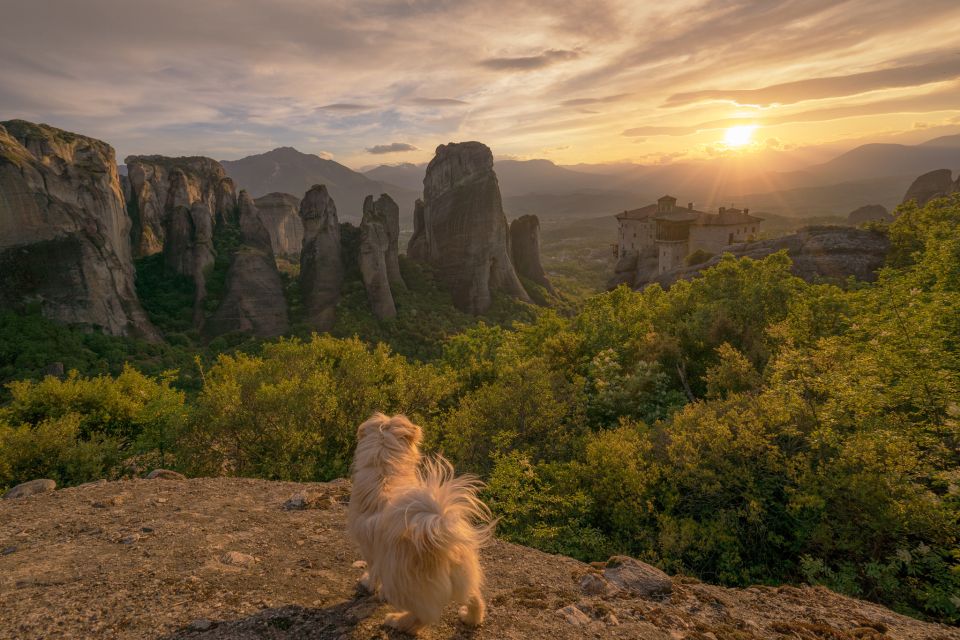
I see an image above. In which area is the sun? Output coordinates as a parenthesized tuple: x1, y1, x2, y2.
(723, 125, 757, 148)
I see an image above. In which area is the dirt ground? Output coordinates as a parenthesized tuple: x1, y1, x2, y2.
(1, 477, 957, 640)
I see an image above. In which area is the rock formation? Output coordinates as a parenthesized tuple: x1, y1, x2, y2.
(124, 155, 237, 257)
(299, 185, 343, 330)
(163, 201, 215, 325)
(406, 198, 428, 262)
(639, 226, 889, 289)
(0, 120, 158, 340)
(901, 169, 956, 207)
(847, 204, 892, 225)
(1, 477, 956, 639)
(253, 192, 304, 258)
(205, 192, 289, 337)
(358, 194, 405, 320)
(410, 142, 530, 314)
(509, 214, 555, 296)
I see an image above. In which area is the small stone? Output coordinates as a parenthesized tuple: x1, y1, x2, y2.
(3, 479, 56, 500)
(140, 526, 154, 533)
(1, 546, 17, 556)
(556, 605, 591, 626)
(605, 613, 620, 626)
(119, 533, 140, 545)
(603, 555, 672, 597)
(188, 618, 215, 631)
(145, 469, 186, 481)
(283, 493, 311, 510)
(352, 560, 367, 569)
(220, 551, 255, 567)
(579, 572, 608, 596)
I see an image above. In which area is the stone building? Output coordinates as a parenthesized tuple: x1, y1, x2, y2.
(616, 195, 763, 276)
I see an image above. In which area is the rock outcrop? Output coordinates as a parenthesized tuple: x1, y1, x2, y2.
(358, 194, 406, 320)
(901, 169, 956, 207)
(205, 192, 289, 337)
(163, 201, 215, 325)
(0, 120, 158, 340)
(253, 192, 303, 258)
(509, 214, 555, 296)
(124, 155, 237, 257)
(406, 198, 428, 262)
(411, 142, 530, 314)
(1, 477, 956, 639)
(299, 185, 343, 330)
(848, 204, 892, 225)
(639, 226, 889, 289)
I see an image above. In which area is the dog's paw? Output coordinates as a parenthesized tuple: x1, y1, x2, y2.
(459, 605, 484, 627)
(384, 612, 422, 634)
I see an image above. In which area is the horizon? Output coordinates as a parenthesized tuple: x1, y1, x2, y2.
(3, 1, 960, 169)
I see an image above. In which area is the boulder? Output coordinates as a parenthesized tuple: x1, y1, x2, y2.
(299, 185, 343, 331)
(0, 120, 159, 340)
(205, 192, 289, 338)
(359, 194, 406, 320)
(642, 226, 890, 289)
(413, 142, 530, 313)
(847, 204, 892, 225)
(603, 555, 673, 597)
(901, 169, 955, 207)
(3, 479, 56, 500)
(145, 469, 186, 481)
(509, 214, 555, 295)
(253, 192, 304, 258)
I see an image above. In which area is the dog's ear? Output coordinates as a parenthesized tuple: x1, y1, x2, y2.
(387, 415, 423, 447)
(358, 412, 388, 439)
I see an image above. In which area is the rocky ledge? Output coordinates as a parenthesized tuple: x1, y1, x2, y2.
(1, 478, 955, 640)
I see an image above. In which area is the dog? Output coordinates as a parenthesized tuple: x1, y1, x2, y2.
(347, 412, 493, 634)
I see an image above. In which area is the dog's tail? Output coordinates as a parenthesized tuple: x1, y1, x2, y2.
(397, 456, 495, 554)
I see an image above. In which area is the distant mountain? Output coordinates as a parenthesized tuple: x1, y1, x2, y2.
(918, 134, 960, 148)
(783, 139, 960, 186)
(362, 162, 424, 193)
(221, 147, 417, 223)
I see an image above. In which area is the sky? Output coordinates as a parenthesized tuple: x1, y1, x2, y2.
(2, 0, 960, 170)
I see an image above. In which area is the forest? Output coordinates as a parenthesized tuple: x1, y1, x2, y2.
(1, 195, 958, 624)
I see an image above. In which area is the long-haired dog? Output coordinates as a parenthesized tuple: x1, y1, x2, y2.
(347, 413, 493, 634)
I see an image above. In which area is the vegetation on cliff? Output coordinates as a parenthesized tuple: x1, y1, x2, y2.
(2, 195, 960, 623)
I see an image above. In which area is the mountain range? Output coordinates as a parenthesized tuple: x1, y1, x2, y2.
(129, 134, 960, 228)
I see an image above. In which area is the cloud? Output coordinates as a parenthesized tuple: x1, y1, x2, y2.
(663, 57, 960, 107)
(318, 103, 375, 113)
(366, 142, 419, 154)
(561, 93, 631, 107)
(480, 49, 580, 71)
(407, 97, 469, 106)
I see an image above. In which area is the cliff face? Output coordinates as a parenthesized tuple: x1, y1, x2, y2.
(299, 185, 343, 331)
(414, 142, 530, 314)
(406, 198, 428, 262)
(0, 120, 158, 340)
(901, 169, 956, 207)
(637, 226, 890, 289)
(358, 194, 405, 320)
(253, 192, 304, 258)
(0, 477, 954, 640)
(205, 192, 289, 338)
(848, 204, 892, 225)
(124, 155, 237, 257)
(509, 214, 555, 296)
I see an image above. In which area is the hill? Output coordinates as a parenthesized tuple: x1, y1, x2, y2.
(220, 148, 417, 223)
(2, 477, 955, 640)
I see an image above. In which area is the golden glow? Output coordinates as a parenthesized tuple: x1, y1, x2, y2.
(723, 125, 757, 147)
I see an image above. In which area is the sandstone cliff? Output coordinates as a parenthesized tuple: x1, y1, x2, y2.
(509, 214, 555, 296)
(205, 192, 289, 338)
(253, 192, 304, 258)
(124, 155, 237, 257)
(299, 185, 343, 330)
(0, 120, 158, 340)
(406, 198, 428, 262)
(412, 142, 530, 314)
(848, 204, 892, 225)
(901, 169, 957, 207)
(636, 226, 889, 289)
(358, 194, 405, 320)
(0, 477, 954, 640)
